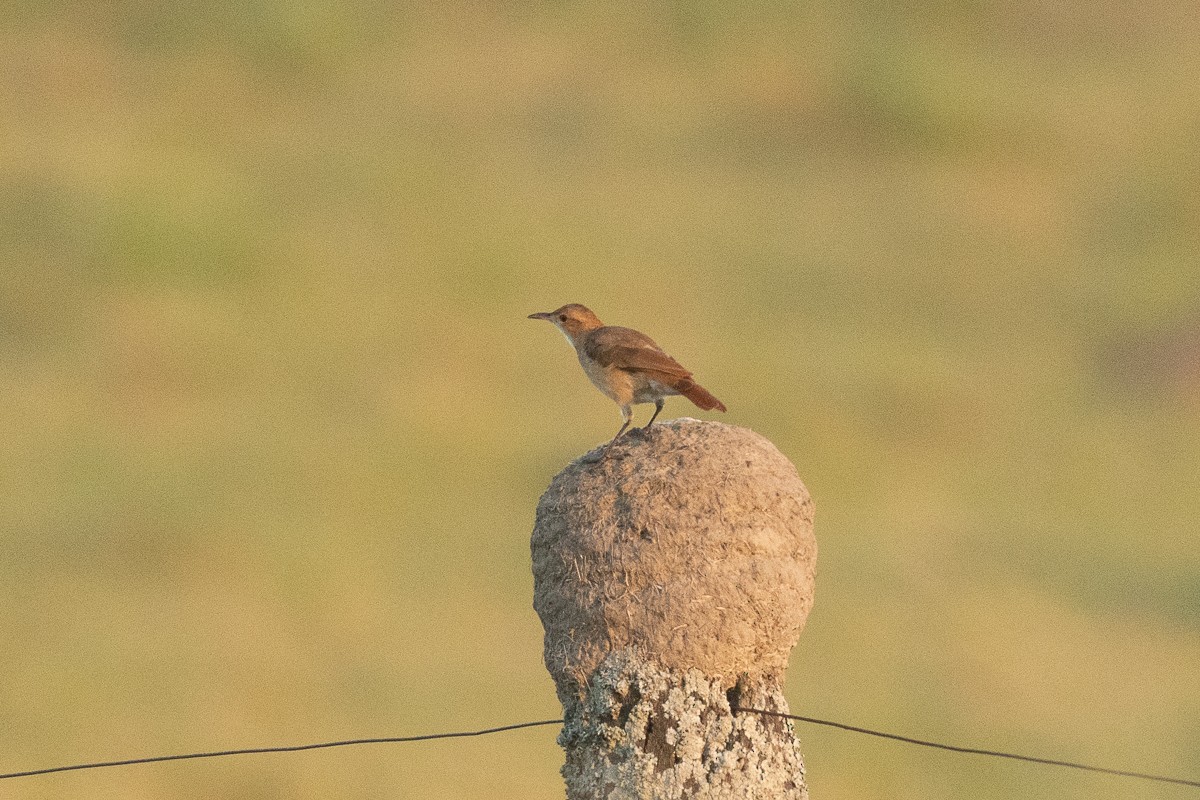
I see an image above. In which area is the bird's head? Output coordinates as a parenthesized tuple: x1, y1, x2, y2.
(528, 304, 604, 343)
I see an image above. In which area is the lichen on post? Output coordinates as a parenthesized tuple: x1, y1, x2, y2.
(531, 419, 817, 799)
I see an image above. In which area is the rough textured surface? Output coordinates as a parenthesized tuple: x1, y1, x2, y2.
(532, 419, 816, 702)
(531, 419, 816, 798)
(558, 651, 809, 800)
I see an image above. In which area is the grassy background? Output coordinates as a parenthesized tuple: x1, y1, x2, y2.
(2, 2, 1198, 798)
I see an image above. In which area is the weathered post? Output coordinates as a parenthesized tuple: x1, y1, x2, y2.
(532, 419, 817, 799)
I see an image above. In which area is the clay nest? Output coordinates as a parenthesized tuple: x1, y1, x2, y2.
(531, 419, 816, 701)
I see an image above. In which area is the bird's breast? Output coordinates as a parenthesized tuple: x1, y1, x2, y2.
(576, 351, 631, 404)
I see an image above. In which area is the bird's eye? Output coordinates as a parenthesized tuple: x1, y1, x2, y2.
(559, 314, 567, 322)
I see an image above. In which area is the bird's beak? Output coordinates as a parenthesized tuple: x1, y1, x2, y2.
(527, 312, 553, 321)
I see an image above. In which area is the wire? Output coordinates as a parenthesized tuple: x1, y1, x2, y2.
(0, 719, 564, 781)
(2, 710, 1197, 789)
(733, 707, 1200, 789)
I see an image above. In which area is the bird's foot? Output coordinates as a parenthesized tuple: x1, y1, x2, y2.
(582, 442, 621, 463)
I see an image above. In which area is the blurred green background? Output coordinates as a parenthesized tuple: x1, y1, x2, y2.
(2, 2, 1198, 798)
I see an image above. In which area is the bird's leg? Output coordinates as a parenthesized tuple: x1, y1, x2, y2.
(585, 406, 632, 462)
(641, 398, 665, 432)
(583, 407, 633, 462)
(607, 405, 633, 447)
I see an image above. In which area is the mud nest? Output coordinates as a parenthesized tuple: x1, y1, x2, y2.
(532, 419, 816, 701)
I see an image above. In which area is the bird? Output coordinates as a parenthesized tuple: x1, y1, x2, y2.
(528, 304, 726, 456)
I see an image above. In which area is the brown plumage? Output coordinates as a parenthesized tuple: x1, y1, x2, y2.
(528, 304, 726, 455)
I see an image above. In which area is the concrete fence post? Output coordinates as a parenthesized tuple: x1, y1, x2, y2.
(532, 419, 817, 799)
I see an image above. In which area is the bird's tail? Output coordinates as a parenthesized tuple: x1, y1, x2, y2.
(675, 378, 727, 412)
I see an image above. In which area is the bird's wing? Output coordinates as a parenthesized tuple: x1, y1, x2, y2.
(584, 327, 693, 379)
